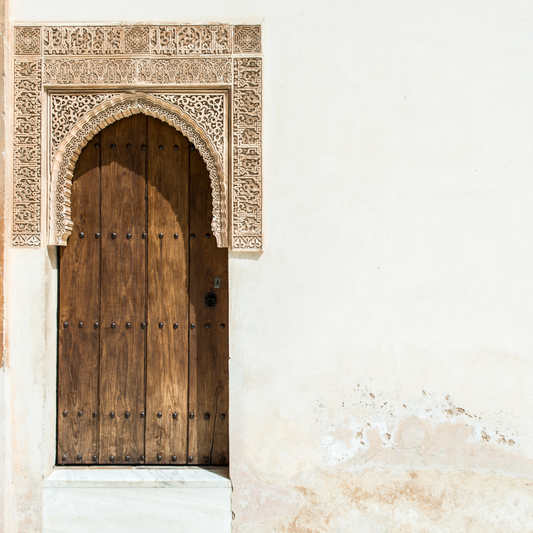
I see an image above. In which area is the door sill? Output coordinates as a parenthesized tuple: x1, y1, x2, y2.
(44, 466, 231, 489)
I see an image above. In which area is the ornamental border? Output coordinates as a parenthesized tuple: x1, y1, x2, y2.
(12, 23, 262, 251)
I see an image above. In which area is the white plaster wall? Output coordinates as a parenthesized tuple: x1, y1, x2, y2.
(0, 370, 6, 533)
(7, 0, 533, 531)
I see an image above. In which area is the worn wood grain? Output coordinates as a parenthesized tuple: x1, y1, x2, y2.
(188, 145, 229, 466)
(99, 115, 147, 465)
(57, 133, 101, 465)
(58, 116, 228, 467)
(145, 118, 190, 465)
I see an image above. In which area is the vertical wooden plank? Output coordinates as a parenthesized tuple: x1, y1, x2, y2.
(57, 134, 101, 465)
(188, 144, 229, 466)
(145, 117, 190, 465)
(99, 115, 146, 465)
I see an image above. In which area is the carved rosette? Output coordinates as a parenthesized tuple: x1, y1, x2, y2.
(13, 23, 262, 251)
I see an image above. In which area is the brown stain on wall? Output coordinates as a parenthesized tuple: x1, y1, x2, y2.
(236, 469, 533, 533)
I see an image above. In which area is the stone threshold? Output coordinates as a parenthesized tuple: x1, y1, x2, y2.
(44, 466, 231, 489)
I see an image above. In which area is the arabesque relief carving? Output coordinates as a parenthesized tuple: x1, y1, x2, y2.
(51, 93, 225, 160)
(152, 94, 225, 157)
(43, 58, 232, 85)
(13, 23, 262, 251)
(233, 58, 262, 249)
(13, 59, 42, 247)
(50, 93, 227, 247)
(51, 94, 119, 157)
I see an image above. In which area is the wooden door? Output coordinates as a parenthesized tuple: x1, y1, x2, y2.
(57, 115, 229, 466)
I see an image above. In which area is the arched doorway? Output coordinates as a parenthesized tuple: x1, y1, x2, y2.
(56, 114, 229, 466)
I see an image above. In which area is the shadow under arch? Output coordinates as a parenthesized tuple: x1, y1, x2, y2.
(49, 92, 227, 248)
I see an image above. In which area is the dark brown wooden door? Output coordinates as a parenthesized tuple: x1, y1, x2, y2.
(57, 115, 229, 466)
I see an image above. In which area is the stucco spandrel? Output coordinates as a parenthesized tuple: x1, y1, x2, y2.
(233, 383, 533, 532)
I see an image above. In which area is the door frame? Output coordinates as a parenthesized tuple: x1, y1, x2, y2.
(7, 22, 262, 478)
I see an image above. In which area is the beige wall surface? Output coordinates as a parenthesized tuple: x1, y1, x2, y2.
(5, 0, 533, 531)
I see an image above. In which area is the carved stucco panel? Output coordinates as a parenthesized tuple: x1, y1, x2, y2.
(151, 93, 225, 158)
(13, 24, 263, 251)
(50, 93, 227, 247)
(13, 59, 42, 247)
(232, 57, 262, 250)
(51, 92, 226, 161)
(51, 93, 120, 157)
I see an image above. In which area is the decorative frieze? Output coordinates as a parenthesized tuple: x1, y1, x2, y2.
(43, 25, 232, 56)
(43, 58, 232, 85)
(13, 24, 262, 251)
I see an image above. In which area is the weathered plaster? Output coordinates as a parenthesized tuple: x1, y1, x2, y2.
(230, 381, 533, 531)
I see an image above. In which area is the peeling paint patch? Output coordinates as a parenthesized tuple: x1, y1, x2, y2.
(315, 385, 528, 470)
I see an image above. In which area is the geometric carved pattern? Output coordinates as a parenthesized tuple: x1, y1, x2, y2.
(234, 26, 261, 54)
(125, 26, 150, 54)
(13, 60, 42, 247)
(43, 25, 231, 55)
(232, 58, 262, 249)
(50, 94, 226, 248)
(13, 23, 262, 251)
(15, 27, 41, 55)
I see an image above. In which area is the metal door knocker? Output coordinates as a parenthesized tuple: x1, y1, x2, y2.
(205, 292, 217, 308)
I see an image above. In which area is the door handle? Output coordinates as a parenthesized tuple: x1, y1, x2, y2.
(205, 292, 217, 308)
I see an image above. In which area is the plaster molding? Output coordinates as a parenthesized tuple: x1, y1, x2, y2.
(12, 23, 263, 251)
